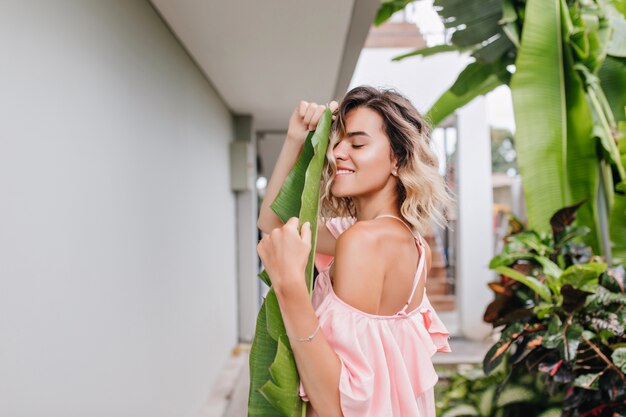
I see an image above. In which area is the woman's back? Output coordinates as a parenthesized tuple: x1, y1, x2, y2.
(300, 216, 450, 416)
(327, 215, 430, 316)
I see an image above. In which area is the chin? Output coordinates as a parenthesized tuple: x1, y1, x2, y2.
(330, 185, 351, 199)
(331, 186, 364, 200)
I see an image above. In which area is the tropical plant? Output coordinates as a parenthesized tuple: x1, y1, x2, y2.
(436, 360, 563, 417)
(247, 109, 332, 417)
(376, 0, 626, 263)
(483, 202, 626, 416)
(491, 128, 518, 175)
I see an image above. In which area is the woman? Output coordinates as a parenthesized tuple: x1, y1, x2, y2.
(257, 86, 453, 417)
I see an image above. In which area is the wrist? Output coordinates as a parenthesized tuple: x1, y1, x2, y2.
(285, 132, 305, 146)
(274, 277, 308, 302)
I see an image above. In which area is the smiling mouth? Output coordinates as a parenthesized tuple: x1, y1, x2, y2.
(336, 169, 355, 176)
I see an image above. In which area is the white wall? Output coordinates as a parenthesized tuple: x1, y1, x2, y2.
(0, 1, 238, 416)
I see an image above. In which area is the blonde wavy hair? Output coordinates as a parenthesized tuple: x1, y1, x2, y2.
(320, 86, 455, 235)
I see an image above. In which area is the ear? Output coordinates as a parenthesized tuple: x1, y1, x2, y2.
(391, 156, 399, 176)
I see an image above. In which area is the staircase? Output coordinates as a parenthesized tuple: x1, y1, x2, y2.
(423, 233, 456, 312)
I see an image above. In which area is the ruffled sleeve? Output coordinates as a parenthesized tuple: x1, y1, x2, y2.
(325, 217, 357, 238)
(314, 217, 356, 271)
(420, 296, 452, 353)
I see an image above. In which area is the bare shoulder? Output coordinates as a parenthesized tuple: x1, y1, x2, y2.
(331, 221, 387, 314)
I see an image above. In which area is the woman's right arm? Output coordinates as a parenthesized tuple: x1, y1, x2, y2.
(257, 101, 338, 256)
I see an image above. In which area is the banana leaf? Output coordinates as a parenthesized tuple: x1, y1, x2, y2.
(392, 44, 464, 62)
(427, 61, 507, 127)
(610, 124, 626, 263)
(561, 3, 600, 253)
(598, 56, 626, 262)
(248, 109, 332, 416)
(374, 0, 413, 26)
(435, 0, 516, 64)
(510, 0, 567, 231)
(598, 56, 626, 124)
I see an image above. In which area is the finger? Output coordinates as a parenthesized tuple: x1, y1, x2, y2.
(309, 106, 325, 130)
(300, 221, 312, 245)
(298, 101, 309, 118)
(328, 100, 339, 112)
(285, 217, 299, 230)
(302, 103, 319, 130)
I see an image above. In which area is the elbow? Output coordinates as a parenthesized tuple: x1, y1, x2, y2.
(257, 214, 283, 235)
(257, 219, 271, 235)
(315, 392, 344, 417)
(319, 409, 343, 417)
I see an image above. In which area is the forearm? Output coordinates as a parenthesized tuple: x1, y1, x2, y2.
(258, 136, 304, 233)
(275, 283, 343, 417)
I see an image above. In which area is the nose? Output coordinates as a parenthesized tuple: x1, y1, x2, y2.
(333, 140, 349, 160)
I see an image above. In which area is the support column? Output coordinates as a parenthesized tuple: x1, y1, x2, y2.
(456, 98, 494, 340)
(232, 115, 259, 343)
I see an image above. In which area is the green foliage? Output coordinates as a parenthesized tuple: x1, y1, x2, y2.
(483, 203, 626, 416)
(491, 128, 517, 175)
(374, 0, 413, 26)
(436, 361, 563, 417)
(377, 0, 626, 260)
(248, 110, 333, 416)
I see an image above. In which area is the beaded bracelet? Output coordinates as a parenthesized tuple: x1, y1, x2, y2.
(289, 323, 321, 343)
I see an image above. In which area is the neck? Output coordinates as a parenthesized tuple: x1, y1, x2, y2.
(353, 178, 401, 221)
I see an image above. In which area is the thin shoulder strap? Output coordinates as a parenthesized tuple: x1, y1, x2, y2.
(374, 214, 417, 238)
(373, 214, 426, 314)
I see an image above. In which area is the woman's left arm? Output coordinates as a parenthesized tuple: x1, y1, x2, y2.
(257, 217, 344, 417)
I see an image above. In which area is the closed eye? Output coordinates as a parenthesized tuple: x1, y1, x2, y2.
(352, 144, 364, 149)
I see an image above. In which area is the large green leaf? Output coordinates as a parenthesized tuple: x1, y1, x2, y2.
(258, 335, 300, 417)
(299, 113, 332, 291)
(248, 110, 332, 416)
(427, 62, 506, 126)
(537, 409, 565, 417)
(374, 0, 413, 26)
(500, 0, 521, 48)
(495, 384, 537, 406)
(434, 0, 516, 64)
(392, 44, 464, 62)
(598, 57, 626, 124)
(610, 127, 626, 262)
(560, 262, 607, 292)
(600, 58, 626, 261)
(472, 33, 515, 63)
(271, 132, 315, 223)
(494, 266, 552, 301)
(510, 0, 567, 231)
(483, 322, 524, 374)
(612, 347, 626, 372)
(248, 302, 280, 417)
(440, 404, 480, 417)
(435, 0, 504, 46)
(561, 7, 601, 253)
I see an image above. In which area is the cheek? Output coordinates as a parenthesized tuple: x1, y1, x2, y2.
(361, 148, 392, 173)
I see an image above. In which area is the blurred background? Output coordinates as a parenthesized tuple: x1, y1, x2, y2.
(4, 0, 622, 416)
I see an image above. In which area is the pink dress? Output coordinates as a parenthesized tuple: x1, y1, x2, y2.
(299, 216, 451, 417)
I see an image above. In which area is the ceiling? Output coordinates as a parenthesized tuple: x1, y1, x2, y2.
(150, 0, 379, 131)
